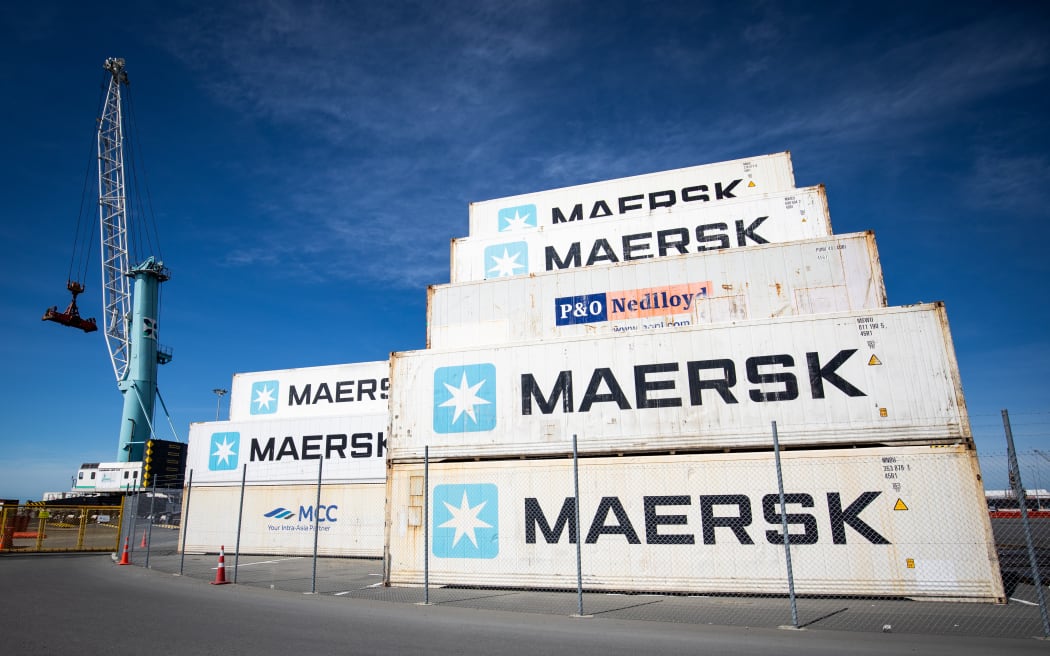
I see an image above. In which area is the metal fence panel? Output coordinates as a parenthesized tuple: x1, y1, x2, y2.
(0, 503, 124, 553)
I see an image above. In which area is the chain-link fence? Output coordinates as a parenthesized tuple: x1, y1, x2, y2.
(119, 415, 1050, 640)
(375, 432, 1050, 639)
(136, 464, 384, 593)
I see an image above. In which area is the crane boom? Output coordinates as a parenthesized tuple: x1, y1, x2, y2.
(98, 57, 132, 383)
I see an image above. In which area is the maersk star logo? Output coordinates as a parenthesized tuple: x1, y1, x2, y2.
(433, 484, 499, 559)
(250, 380, 279, 415)
(209, 432, 239, 471)
(484, 241, 528, 278)
(433, 364, 497, 433)
(498, 204, 537, 232)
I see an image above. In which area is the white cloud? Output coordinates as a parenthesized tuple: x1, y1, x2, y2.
(155, 3, 1049, 288)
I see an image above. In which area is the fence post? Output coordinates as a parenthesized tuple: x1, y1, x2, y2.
(424, 445, 430, 605)
(0, 507, 9, 552)
(233, 463, 247, 583)
(312, 458, 323, 594)
(1003, 409, 1050, 637)
(76, 506, 87, 550)
(145, 476, 157, 569)
(771, 421, 799, 629)
(572, 434, 585, 617)
(116, 496, 127, 554)
(127, 493, 138, 556)
(179, 469, 193, 576)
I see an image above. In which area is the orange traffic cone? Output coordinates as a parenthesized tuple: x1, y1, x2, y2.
(211, 545, 231, 585)
(118, 536, 131, 565)
(140, 528, 148, 548)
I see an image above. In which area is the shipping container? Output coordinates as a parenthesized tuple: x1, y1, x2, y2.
(468, 152, 796, 239)
(186, 415, 387, 486)
(391, 303, 969, 460)
(430, 232, 885, 349)
(453, 185, 831, 283)
(180, 483, 383, 557)
(229, 361, 389, 421)
(385, 445, 1003, 600)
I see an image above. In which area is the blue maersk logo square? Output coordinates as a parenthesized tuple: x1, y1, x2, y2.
(498, 204, 537, 232)
(484, 241, 528, 278)
(433, 364, 497, 433)
(209, 432, 240, 471)
(433, 483, 499, 559)
(250, 380, 279, 415)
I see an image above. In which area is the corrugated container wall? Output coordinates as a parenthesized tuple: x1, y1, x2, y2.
(384, 445, 1003, 600)
(228, 361, 389, 421)
(429, 231, 885, 349)
(186, 415, 387, 486)
(468, 152, 796, 238)
(391, 303, 970, 461)
(453, 185, 831, 283)
(182, 484, 384, 557)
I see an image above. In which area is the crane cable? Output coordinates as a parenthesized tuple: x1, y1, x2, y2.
(122, 80, 163, 265)
(67, 76, 110, 287)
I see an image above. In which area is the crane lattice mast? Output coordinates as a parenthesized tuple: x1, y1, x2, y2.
(98, 57, 132, 382)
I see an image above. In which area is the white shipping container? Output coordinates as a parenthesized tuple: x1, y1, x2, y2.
(229, 361, 389, 421)
(186, 415, 387, 485)
(385, 446, 1003, 600)
(181, 483, 383, 557)
(468, 152, 796, 239)
(391, 303, 969, 460)
(430, 231, 885, 349)
(453, 185, 831, 283)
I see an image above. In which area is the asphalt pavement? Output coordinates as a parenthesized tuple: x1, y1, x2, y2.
(115, 525, 1050, 643)
(2, 550, 1049, 656)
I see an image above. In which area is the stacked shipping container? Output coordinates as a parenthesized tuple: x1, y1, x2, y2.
(386, 152, 1004, 600)
(181, 361, 389, 556)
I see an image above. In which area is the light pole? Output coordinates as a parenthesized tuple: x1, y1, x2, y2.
(212, 388, 228, 421)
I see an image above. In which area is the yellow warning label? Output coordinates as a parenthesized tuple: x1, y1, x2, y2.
(906, 558, 915, 569)
(868, 355, 882, 366)
(747, 181, 756, 188)
(894, 499, 909, 511)
(879, 407, 888, 417)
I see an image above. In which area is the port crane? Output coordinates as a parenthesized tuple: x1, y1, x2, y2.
(43, 58, 171, 463)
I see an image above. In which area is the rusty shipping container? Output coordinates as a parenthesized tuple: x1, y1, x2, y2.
(429, 231, 885, 349)
(390, 303, 969, 460)
(186, 414, 386, 486)
(468, 152, 796, 239)
(181, 483, 384, 557)
(228, 361, 389, 421)
(453, 185, 831, 283)
(385, 445, 1003, 600)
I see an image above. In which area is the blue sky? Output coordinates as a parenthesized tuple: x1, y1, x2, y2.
(1, 1, 1048, 501)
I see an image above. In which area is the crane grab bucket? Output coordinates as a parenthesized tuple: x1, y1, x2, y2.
(42, 280, 98, 333)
